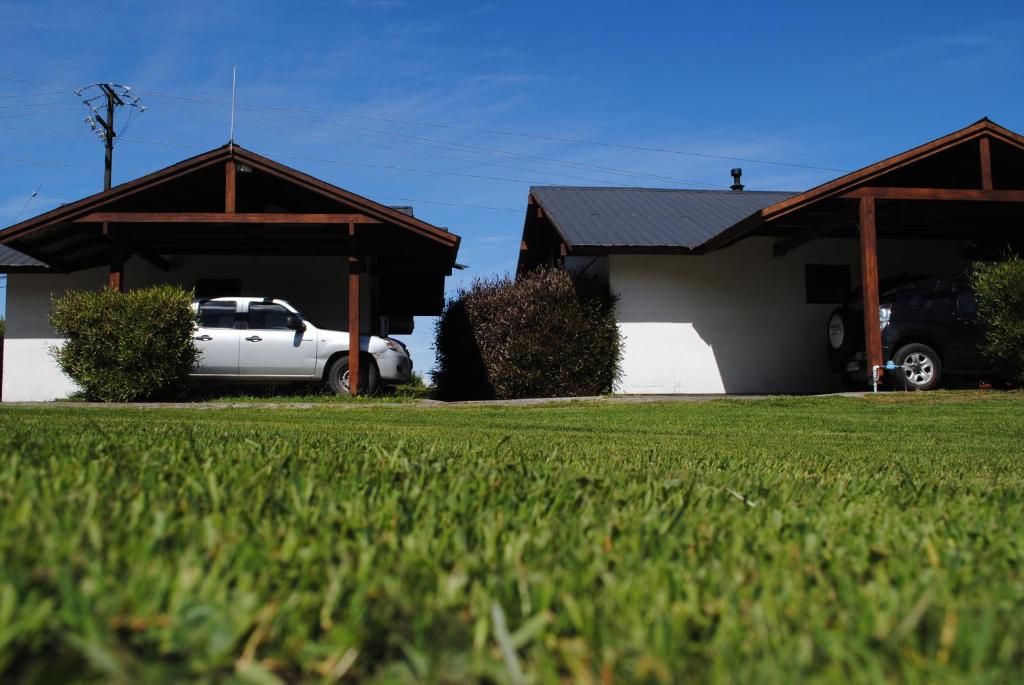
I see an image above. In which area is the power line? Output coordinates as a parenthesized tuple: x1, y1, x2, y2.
(0, 125, 208, 149)
(0, 99, 72, 108)
(0, 106, 80, 120)
(147, 102, 659, 187)
(0, 90, 68, 99)
(147, 94, 726, 187)
(0, 154, 141, 173)
(366, 193, 519, 213)
(0, 75, 76, 88)
(260, 150, 586, 185)
(136, 87, 848, 173)
(150, 96, 727, 188)
(14, 137, 80, 222)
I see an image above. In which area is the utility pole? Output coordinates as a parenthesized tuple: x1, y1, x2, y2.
(76, 83, 144, 191)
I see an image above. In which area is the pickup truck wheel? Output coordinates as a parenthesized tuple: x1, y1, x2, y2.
(326, 354, 379, 395)
(892, 343, 942, 391)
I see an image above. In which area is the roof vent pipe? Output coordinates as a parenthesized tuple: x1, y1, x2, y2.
(730, 168, 744, 191)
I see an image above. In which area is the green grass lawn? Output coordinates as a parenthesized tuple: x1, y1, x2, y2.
(1, 393, 1022, 683)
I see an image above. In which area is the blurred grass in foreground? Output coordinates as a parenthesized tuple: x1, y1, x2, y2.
(0, 393, 1022, 683)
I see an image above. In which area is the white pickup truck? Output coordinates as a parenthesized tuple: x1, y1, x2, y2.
(191, 297, 412, 394)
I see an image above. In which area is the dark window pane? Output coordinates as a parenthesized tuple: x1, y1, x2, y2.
(956, 290, 978, 313)
(925, 290, 954, 312)
(199, 301, 237, 329)
(248, 303, 293, 330)
(805, 264, 851, 304)
(195, 278, 241, 299)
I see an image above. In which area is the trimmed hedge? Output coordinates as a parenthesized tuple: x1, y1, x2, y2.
(432, 268, 621, 400)
(971, 255, 1024, 385)
(49, 286, 199, 402)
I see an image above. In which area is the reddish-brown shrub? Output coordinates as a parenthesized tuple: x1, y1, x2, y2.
(432, 268, 621, 400)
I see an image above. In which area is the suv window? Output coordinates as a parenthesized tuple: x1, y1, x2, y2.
(248, 303, 294, 330)
(198, 301, 237, 329)
(906, 288, 954, 313)
(956, 290, 978, 313)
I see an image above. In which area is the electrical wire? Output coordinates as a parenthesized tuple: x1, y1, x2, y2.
(13, 137, 80, 222)
(0, 154, 141, 174)
(147, 102, 655, 187)
(136, 87, 849, 172)
(0, 90, 69, 99)
(150, 96, 727, 188)
(0, 129, 526, 215)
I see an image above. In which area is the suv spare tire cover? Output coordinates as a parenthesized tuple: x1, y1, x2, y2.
(828, 311, 845, 350)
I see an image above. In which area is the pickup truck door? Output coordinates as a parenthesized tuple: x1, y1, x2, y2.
(193, 300, 241, 374)
(238, 302, 318, 376)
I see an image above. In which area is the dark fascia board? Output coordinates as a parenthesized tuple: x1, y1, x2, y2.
(0, 265, 60, 274)
(753, 118, 1024, 224)
(231, 147, 460, 252)
(0, 143, 461, 264)
(0, 146, 230, 243)
(560, 119, 1024, 259)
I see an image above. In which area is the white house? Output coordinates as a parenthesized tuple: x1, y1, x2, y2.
(0, 144, 461, 401)
(517, 119, 1024, 394)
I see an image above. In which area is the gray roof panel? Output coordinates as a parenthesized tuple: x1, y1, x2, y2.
(531, 187, 797, 249)
(0, 245, 49, 270)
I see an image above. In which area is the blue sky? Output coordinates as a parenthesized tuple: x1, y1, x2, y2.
(1, 0, 1023, 374)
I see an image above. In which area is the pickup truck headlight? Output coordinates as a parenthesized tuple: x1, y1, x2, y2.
(879, 304, 892, 331)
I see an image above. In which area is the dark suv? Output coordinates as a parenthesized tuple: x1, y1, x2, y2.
(826, 276, 993, 390)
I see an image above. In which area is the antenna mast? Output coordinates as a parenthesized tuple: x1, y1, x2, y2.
(229, 65, 237, 148)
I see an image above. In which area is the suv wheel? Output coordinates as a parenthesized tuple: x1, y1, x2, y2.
(326, 354, 379, 395)
(892, 343, 942, 391)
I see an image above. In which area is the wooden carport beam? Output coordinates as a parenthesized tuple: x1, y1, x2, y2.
(842, 187, 1024, 201)
(979, 137, 992, 190)
(772, 216, 857, 257)
(858, 197, 883, 384)
(225, 160, 236, 212)
(75, 212, 381, 224)
(348, 222, 361, 397)
(101, 223, 123, 292)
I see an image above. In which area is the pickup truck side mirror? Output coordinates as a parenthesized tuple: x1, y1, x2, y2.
(286, 315, 306, 331)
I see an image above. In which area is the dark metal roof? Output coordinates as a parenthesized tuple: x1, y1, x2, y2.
(0, 245, 49, 271)
(531, 186, 797, 249)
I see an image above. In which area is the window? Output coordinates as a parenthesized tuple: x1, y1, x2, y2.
(805, 264, 851, 304)
(248, 303, 294, 330)
(195, 278, 242, 299)
(198, 301, 237, 329)
(956, 290, 978, 313)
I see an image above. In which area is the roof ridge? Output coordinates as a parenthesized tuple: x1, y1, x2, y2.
(531, 185, 797, 194)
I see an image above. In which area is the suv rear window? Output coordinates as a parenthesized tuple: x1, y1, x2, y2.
(956, 290, 978, 313)
(198, 301, 237, 329)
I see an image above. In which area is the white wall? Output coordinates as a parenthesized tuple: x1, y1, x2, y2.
(610, 237, 969, 394)
(2, 255, 372, 402)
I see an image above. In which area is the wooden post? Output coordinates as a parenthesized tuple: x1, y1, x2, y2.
(858, 196, 882, 383)
(979, 137, 993, 190)
(347, 222, 360, 396)
(109, 242, 124, 292)
(225, 160, 236, 213)
(103, 222, 124, 292)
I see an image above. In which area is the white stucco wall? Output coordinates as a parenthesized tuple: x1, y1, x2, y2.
(611, 237, 969, 394)
(2, 255, 372, 402)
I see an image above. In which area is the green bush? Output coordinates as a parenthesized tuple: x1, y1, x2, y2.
(432, 268, 621, 400)
(49, 285, 199, 402)
(971, 255, 1024, 385)
(392, 370, 432, 399)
